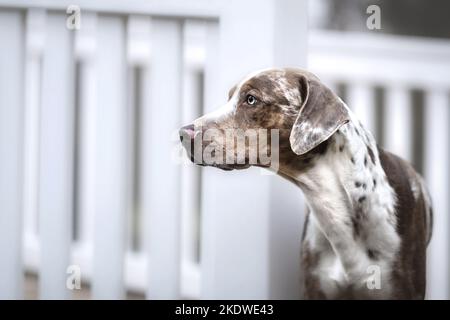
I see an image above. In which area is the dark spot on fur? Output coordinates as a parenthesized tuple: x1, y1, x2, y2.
(325, 120, 335, 129)
(301, 212, 310, 242)
(367, 249, 380, 260)
(313, 139, 329, 156)
(351, 157, 355, 164)
(352, 217, 360, 239)
(355, 207, 363, 220)
(364, 156, 368, 167)
(359, 196, 366, 203)
(311, 133, 320, 143)
(367, 145, 376, 164)
(355, 182, 367, 190)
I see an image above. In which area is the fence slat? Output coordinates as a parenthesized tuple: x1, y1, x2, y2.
(142, 18, 182, 299)
(92, 16, 127, 299)
(180, 27, 204, 296)
(384, 86, 412, 161)
(424, 89, 450, 300)
(181, 69, 201, 266)
(38, 13, 75, 299)
(125, 15, 151, 256)
(200, 21, 220, 299)
(347, 82, 376, 136)
(74, 13, 97, 250)
(23, 9, 45, 240)
(0, 9, 24, 300)
(127, 15, 152, 65)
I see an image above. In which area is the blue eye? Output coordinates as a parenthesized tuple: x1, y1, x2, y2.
(246, 95, 257, 105)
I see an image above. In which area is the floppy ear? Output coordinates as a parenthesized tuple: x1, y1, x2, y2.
(289, 76, 350, 155)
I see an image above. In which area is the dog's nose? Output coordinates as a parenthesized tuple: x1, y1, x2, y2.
(179, 124, 195, 143)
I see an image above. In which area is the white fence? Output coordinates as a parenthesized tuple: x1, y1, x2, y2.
(0, 0, 308, 300)
(0, 0, 449, 300)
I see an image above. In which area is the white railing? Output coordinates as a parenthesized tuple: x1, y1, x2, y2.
(0, 0, 308, 300)
(0, 0, 449, 300)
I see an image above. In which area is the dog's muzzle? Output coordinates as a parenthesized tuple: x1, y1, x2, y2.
(179, 124, 252, 171)
(179, 124, 197, 162)
(179, 124, 195, 144)
(180, 123, 210, 167)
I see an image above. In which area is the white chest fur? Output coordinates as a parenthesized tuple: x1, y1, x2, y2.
(298, 119, 401, 298)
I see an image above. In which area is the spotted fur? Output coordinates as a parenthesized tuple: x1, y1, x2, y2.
(179, 68, 433, 299)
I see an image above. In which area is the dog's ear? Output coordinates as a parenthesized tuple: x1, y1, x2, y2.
(289, 75, 350, 155)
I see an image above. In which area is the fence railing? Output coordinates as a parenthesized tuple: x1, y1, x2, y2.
(0, 0, 449, 300)
(0, 0, 308, 300)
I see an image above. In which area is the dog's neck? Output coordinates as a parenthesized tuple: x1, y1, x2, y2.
(277, 115, 401, 285)
(297, 119, 398, 221)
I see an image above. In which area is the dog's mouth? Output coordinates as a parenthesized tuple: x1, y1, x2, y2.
(188, 153, 251, 171)
(211, 163, 251, 171)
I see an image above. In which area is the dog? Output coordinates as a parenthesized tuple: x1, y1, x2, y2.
(179, 68, 433, 299)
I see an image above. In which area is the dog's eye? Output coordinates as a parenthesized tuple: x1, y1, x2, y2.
(246, 95, 257, 105)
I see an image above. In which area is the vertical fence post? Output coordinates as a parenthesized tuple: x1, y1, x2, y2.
(201, 20, 220, 298)
(424, 88, 450, 300)
(143, 18, 183, 299)
(347, 82, 376, 136)
(181, 67, 201, 265)
(201, 0, 307, 299)
(179, 21, 205, 298)
(74, 13, 97, 257)
(92, 15, 127, 299)
(23, 9, 45, 245)
(384, 86, 412, 161)
(0, 9, 24, 300)
(124, 15, 152, 288)
(38, 12, 75, 299)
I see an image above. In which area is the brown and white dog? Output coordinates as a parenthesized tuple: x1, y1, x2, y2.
(179, 68, 433, 299)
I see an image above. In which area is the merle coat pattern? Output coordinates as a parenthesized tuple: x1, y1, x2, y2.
(179, 68, 433, 299)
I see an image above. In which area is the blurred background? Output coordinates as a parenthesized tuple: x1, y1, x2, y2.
(0, 0, 449, 299)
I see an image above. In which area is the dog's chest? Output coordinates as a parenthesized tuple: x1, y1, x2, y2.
(305, 220, 348, 285)
(304, 214, 395, 298)
(300, 124, 401, 298)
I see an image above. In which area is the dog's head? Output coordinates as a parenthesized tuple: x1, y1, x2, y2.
(179, 68, 349, 171)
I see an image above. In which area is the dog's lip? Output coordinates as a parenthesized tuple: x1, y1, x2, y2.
(188, 159, 250, 171)
(187, 153, 251, 171)
(214, 165, 234, 171)
(212, 163, 251, 171)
